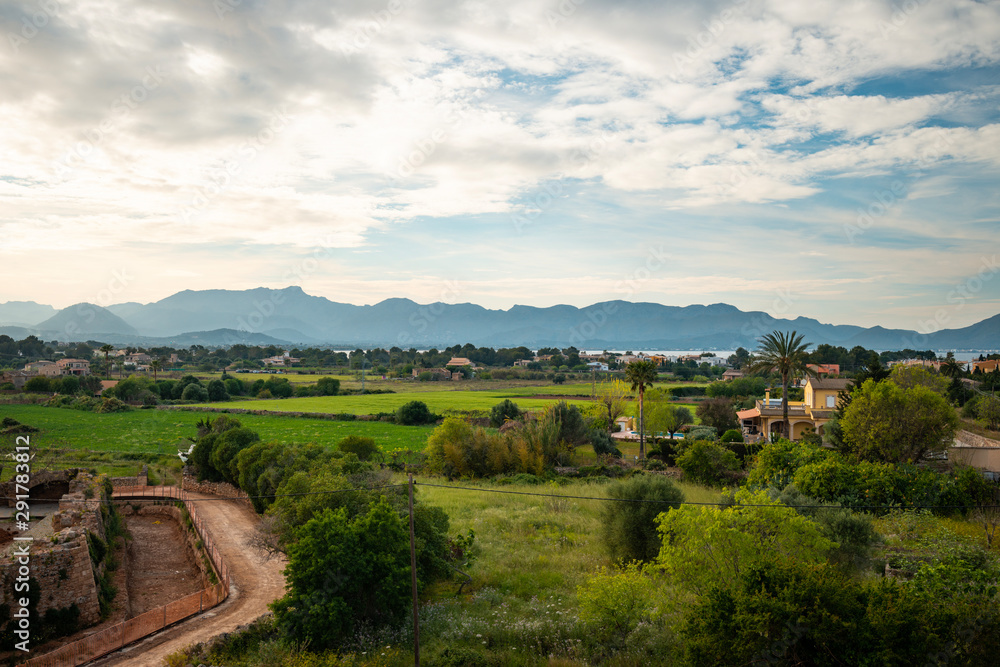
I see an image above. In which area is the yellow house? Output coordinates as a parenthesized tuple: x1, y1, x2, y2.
(737, 377, 850, 441)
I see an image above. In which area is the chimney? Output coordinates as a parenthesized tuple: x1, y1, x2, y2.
(765, 390, 770, 403)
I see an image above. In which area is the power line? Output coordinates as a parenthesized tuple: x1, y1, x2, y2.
(414, 481, 1000, 511)
(5, 480, 997, 512)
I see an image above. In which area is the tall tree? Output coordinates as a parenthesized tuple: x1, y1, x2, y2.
(99, 344, 114, 379)
(150, 358, 162, 381)
(840, 379, 959, 463)
(749, 331, 815, 440)
(596, 379, 629, 432)
(625, 360, 658, 458)
(940, 356, 963, 379)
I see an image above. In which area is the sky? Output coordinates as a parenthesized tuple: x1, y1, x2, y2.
(1, 0, 999, 332)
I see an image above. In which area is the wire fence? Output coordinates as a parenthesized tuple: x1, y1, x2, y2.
(17, 486, 233, 667)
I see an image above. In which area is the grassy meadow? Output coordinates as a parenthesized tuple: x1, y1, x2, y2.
(0, 404, 434, 481)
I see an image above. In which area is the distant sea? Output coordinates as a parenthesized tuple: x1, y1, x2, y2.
(584, 350, 997, 363)
(338, 349, 997, 362)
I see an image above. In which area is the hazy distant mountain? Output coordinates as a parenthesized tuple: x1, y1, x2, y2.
(35, 303, 139, 336)
(0, 301, 56, 327)
(2, 288, 997, 350)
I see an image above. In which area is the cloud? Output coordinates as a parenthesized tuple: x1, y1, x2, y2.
(1, 0, 999, 329)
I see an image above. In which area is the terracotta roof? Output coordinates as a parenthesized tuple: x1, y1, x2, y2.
(737, 408, 760, 420)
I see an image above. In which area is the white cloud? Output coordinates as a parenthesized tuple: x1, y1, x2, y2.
(1, 0, 999, 328)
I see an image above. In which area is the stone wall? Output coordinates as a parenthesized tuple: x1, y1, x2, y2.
(110, 465, 148, 489)
(0, 471, 109, 628)
(31, 532, 101, 626)
(181, 474, 253, 510)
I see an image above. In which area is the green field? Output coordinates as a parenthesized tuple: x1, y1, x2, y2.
(199, 392, 594, 414)
(0, 404, 435, 467)
(192, 387, 699, 417)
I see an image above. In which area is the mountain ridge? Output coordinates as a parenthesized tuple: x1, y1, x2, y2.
(2, 288, 997, 350)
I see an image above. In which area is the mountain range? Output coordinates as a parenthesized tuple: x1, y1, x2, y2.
(0, 287, 997, 351)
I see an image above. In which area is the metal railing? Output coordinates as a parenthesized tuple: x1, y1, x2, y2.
(17, 486, 232, 667)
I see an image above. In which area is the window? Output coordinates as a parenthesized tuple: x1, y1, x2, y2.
(826, 395, 835, 408)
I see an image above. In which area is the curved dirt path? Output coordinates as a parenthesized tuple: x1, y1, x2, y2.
(93, 491, 286, 667)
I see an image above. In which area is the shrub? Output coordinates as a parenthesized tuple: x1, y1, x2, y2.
(745, 438, 829, 490)
(24, 376, 52, 393)
(59, 376, 80, 395)
(315, 377, 340, 396)
(270, 498, 411, 649)
(337, 435, 379, 461)
(590, 429, 622, 457)
(720, 429, 743, 443)
(578, 564, 659, 646)
(181, 383, 209, 402)
(676, 441, 740, 487)
(602, 475, 684, 563)
(696, 397, 739, 433)
(657, 488, 835, 597)
(489, 399, 522, 428)
(774, 486, 879, 571)
(96, 397, 131, 413)
(840, 379, 959, 463)
(209, 427, 261, 485)
(206, 379, 229, 402)
(397, 400, 435, 425)
(223, 378, 245, 396)
(685, 426, 717, 442)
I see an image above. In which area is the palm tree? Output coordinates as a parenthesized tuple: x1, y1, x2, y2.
(625, 360, 658, 459)
(941, 356, 963, 379)
(749, 331, 816, 440)
(99, 344, 114, 379)
(150, 358, 162, 381)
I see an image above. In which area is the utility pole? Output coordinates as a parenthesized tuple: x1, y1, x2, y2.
(408, 474, 420, 666)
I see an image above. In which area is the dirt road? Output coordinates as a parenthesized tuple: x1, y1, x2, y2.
(93, 492, 286, 667)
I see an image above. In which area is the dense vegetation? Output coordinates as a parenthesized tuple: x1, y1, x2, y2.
(6, 332, 1000, 665)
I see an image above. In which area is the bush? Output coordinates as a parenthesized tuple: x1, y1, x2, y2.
(774, 486, 879, 571)
(745, 438, 829, 490)
(489, 399, 522, 428)
(720, 429, 743, 443)
(337, 435, 379, 461)
(96, 397, 130, 413)
(24, 376, 51, 393)
(685, 426, 717, 442)
(657, 489, 835, 597)
(206, 379, 229, 402)
(270, 498, 411, 649)
(591, 429, 622, 457)
(209, 427, 261, 484)
(315, 377, 340, 396)
(223, 378, 244, 396)
(577, 564, 659, 646)
(397, 400, 435, 425)
(264, 377, 294, 398)
(59, 376, 80, 395)
(602, 475, 684, 563)
(181, 383, 209, 402)
(696, 397, 739, 433)
(676, 441, 740, 487)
